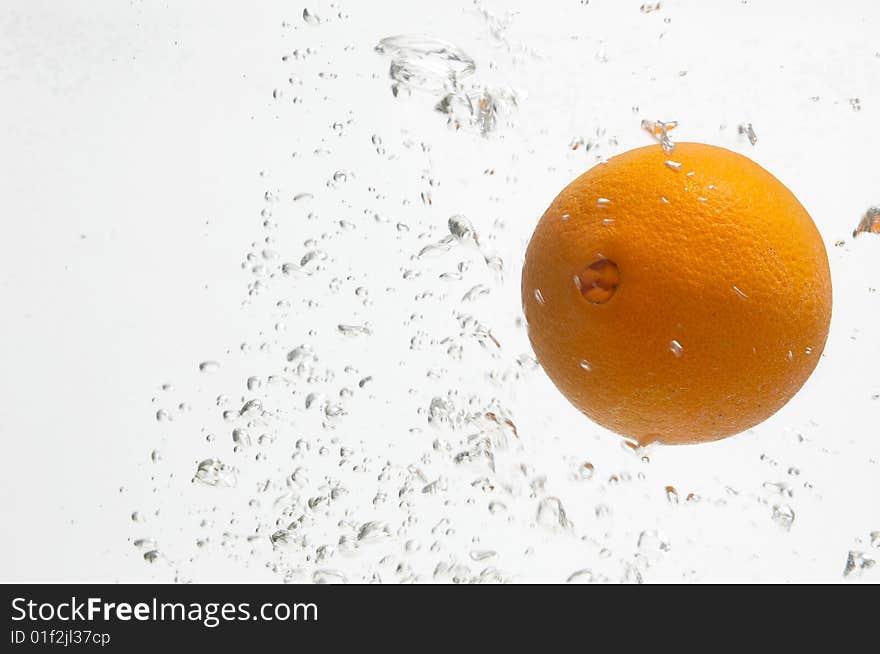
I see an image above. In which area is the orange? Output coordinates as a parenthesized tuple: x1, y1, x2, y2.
(521, 142, 832, 445)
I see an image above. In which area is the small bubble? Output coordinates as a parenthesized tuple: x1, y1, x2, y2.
(143, 550, 161, 564)
(577, 462, 595, 480)
(732, 285, 748, 299)
(853, 207, 880, 238)
(448, 215, 478, 244)
(641, 119, 677, 152)
(637, 529, 670, 554)
(469, 550, 497, 562)
(534, 289, 545, 305)
(843, 551, 876, 577)
(566, 569, 595, 583)
(536, 496, 573, 529)
(337, 323, 372, 337)
(738, 122, 758, 145)
(313, 569, 348, 584)
(302, 8, 321, 25)
(193, 459, 238, 488)
(771, 504, 795, 531)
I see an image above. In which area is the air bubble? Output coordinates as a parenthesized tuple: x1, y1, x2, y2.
(534, 289, 545, 305)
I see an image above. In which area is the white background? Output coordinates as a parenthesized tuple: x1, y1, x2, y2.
(1, 0, 878, 582)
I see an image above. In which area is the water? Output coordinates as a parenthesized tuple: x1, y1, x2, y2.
(642, 119, 678, 152)
(738, 122, 758, 146)
(853, 207, 880, 238)
(125, 4, 879, 585)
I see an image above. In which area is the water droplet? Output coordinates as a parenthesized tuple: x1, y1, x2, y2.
(436, 86, 518, 135)
(843, 551, 876, 577)
(574, 258, 620, 304)
(577, 462, 595, 480)
(313, 569, 348, 584)
(534, 288, 545, 305)
(375, 35, 475, 94)
(637, 529, 670, 554)
(596, 197, 611, 208)
(469, 549, 497, 561)
(732, 285, 748, 299)
(853, 207, 880, 238)
(641, 119, 678, 152)
(771, 504, 795, 531)
(566, 569, 595, 583)
(738, 122, 758, 145)
(668, 339, 684, 358)
(133, 538, 157, 550)
(198, 361, 220, 373)
(302, 8, 321, 25)
(337, 323, 372, 337)
(357, 521, 391, 543)
(447, 215, 478, 245)
(287, 344, 315, 363)
(536, 496, 573, 529)
(462, 284, 490, 302)
(193, 459, 238, 488)
(664, 160, 682, 171)
(578, 359, 592, 372)
(143, 550, 161, 564)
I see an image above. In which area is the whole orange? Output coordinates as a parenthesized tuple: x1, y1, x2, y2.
(521, 142, 832, 445)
